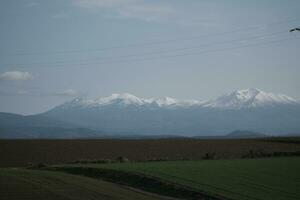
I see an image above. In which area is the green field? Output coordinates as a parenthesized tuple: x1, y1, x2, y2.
(56, 157, 300, 200)
(0, 168, 173, 200)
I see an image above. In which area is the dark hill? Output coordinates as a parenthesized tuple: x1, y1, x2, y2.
(226, 130, 267, 138)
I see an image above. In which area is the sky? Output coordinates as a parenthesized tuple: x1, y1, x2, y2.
(0, 0, 300, 115)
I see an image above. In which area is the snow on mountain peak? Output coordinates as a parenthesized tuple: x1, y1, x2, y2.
(95, 93, 144, 106)
(93, 93, 201, 107)
(204, 88, 298, 109)
(57, 89, 298, 110)
(59, 93, 203, 109)
(154, 97, 178, 106)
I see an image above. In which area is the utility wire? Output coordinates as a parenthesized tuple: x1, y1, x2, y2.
(3, 17, 300, 57)
(68, 36, 300, 66)
(10, 36, 300, 68)
(2, 30, 288, 66)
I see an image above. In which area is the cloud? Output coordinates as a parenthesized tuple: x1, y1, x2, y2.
(0, 90, 31, 96)
(26, 1, 39, 7)
(73, 0, 174, 22)
(74, 0, 138, 8)
(0, 71, 33, 81)
(51, 13, 69, 19)
(54, 89, 80, 97)
(116, 4, 174, 21)
(16, 90, 29, 95)
(0, 86, 83, 98)
(72, 0, 218, 26)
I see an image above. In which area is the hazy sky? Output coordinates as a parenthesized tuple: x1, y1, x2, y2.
(0, 0, 300, 115)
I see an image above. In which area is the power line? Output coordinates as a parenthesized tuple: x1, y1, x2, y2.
(3, 17, 300, 57)
(6, 30, 286, 66)
(11, 36, 300, 68)
(71, 36, 300, 66)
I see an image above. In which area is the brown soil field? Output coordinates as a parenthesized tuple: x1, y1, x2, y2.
(0, 138, 300, 167)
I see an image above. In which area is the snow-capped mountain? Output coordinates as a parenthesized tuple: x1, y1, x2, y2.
(203, 88, 298, 109)
(56, 89, 298, 110)
(60, 93, 145, 109)
(38, 88, 300, 136)
(57, 93, 202, 110)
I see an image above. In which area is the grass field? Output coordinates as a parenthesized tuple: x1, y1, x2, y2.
(0, 168, 175, 200)
(54, 157, 300, 200)
(1, 138, 300, 167)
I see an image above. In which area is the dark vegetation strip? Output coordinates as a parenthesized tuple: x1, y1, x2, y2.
(260, 137, 300, 144)
(46, 166, 229, 200)
(64, 151, 300, 165)
(241, 150, 300, 159)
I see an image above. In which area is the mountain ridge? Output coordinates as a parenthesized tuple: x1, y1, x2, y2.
(203, 88, 298, 109)
(1, 88, 300, 138)
(0, 112, 102, 138)
(55, 88, 299, 110)
(41, 88, 300, 136)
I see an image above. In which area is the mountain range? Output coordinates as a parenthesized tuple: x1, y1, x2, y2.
(1, 88, 300, 138)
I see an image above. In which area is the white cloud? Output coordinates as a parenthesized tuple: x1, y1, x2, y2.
(16, 90, 29, 95)
(74, 0, 138, 8)
(116, 4, 173, 21)
(26, 1, 39, 7)
(0, 71, 33, 81)
(0, 90, 31, 96)
(51, 13, 69, 19)
(54, 89, 80, 97)
(73, 0, 174, 22)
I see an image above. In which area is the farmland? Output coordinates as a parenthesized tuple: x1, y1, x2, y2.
(0, 138, 300, 200)
(1, 138, 300, 167)
(0, 168, 174, 200)
(52, 157, 300, 200)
